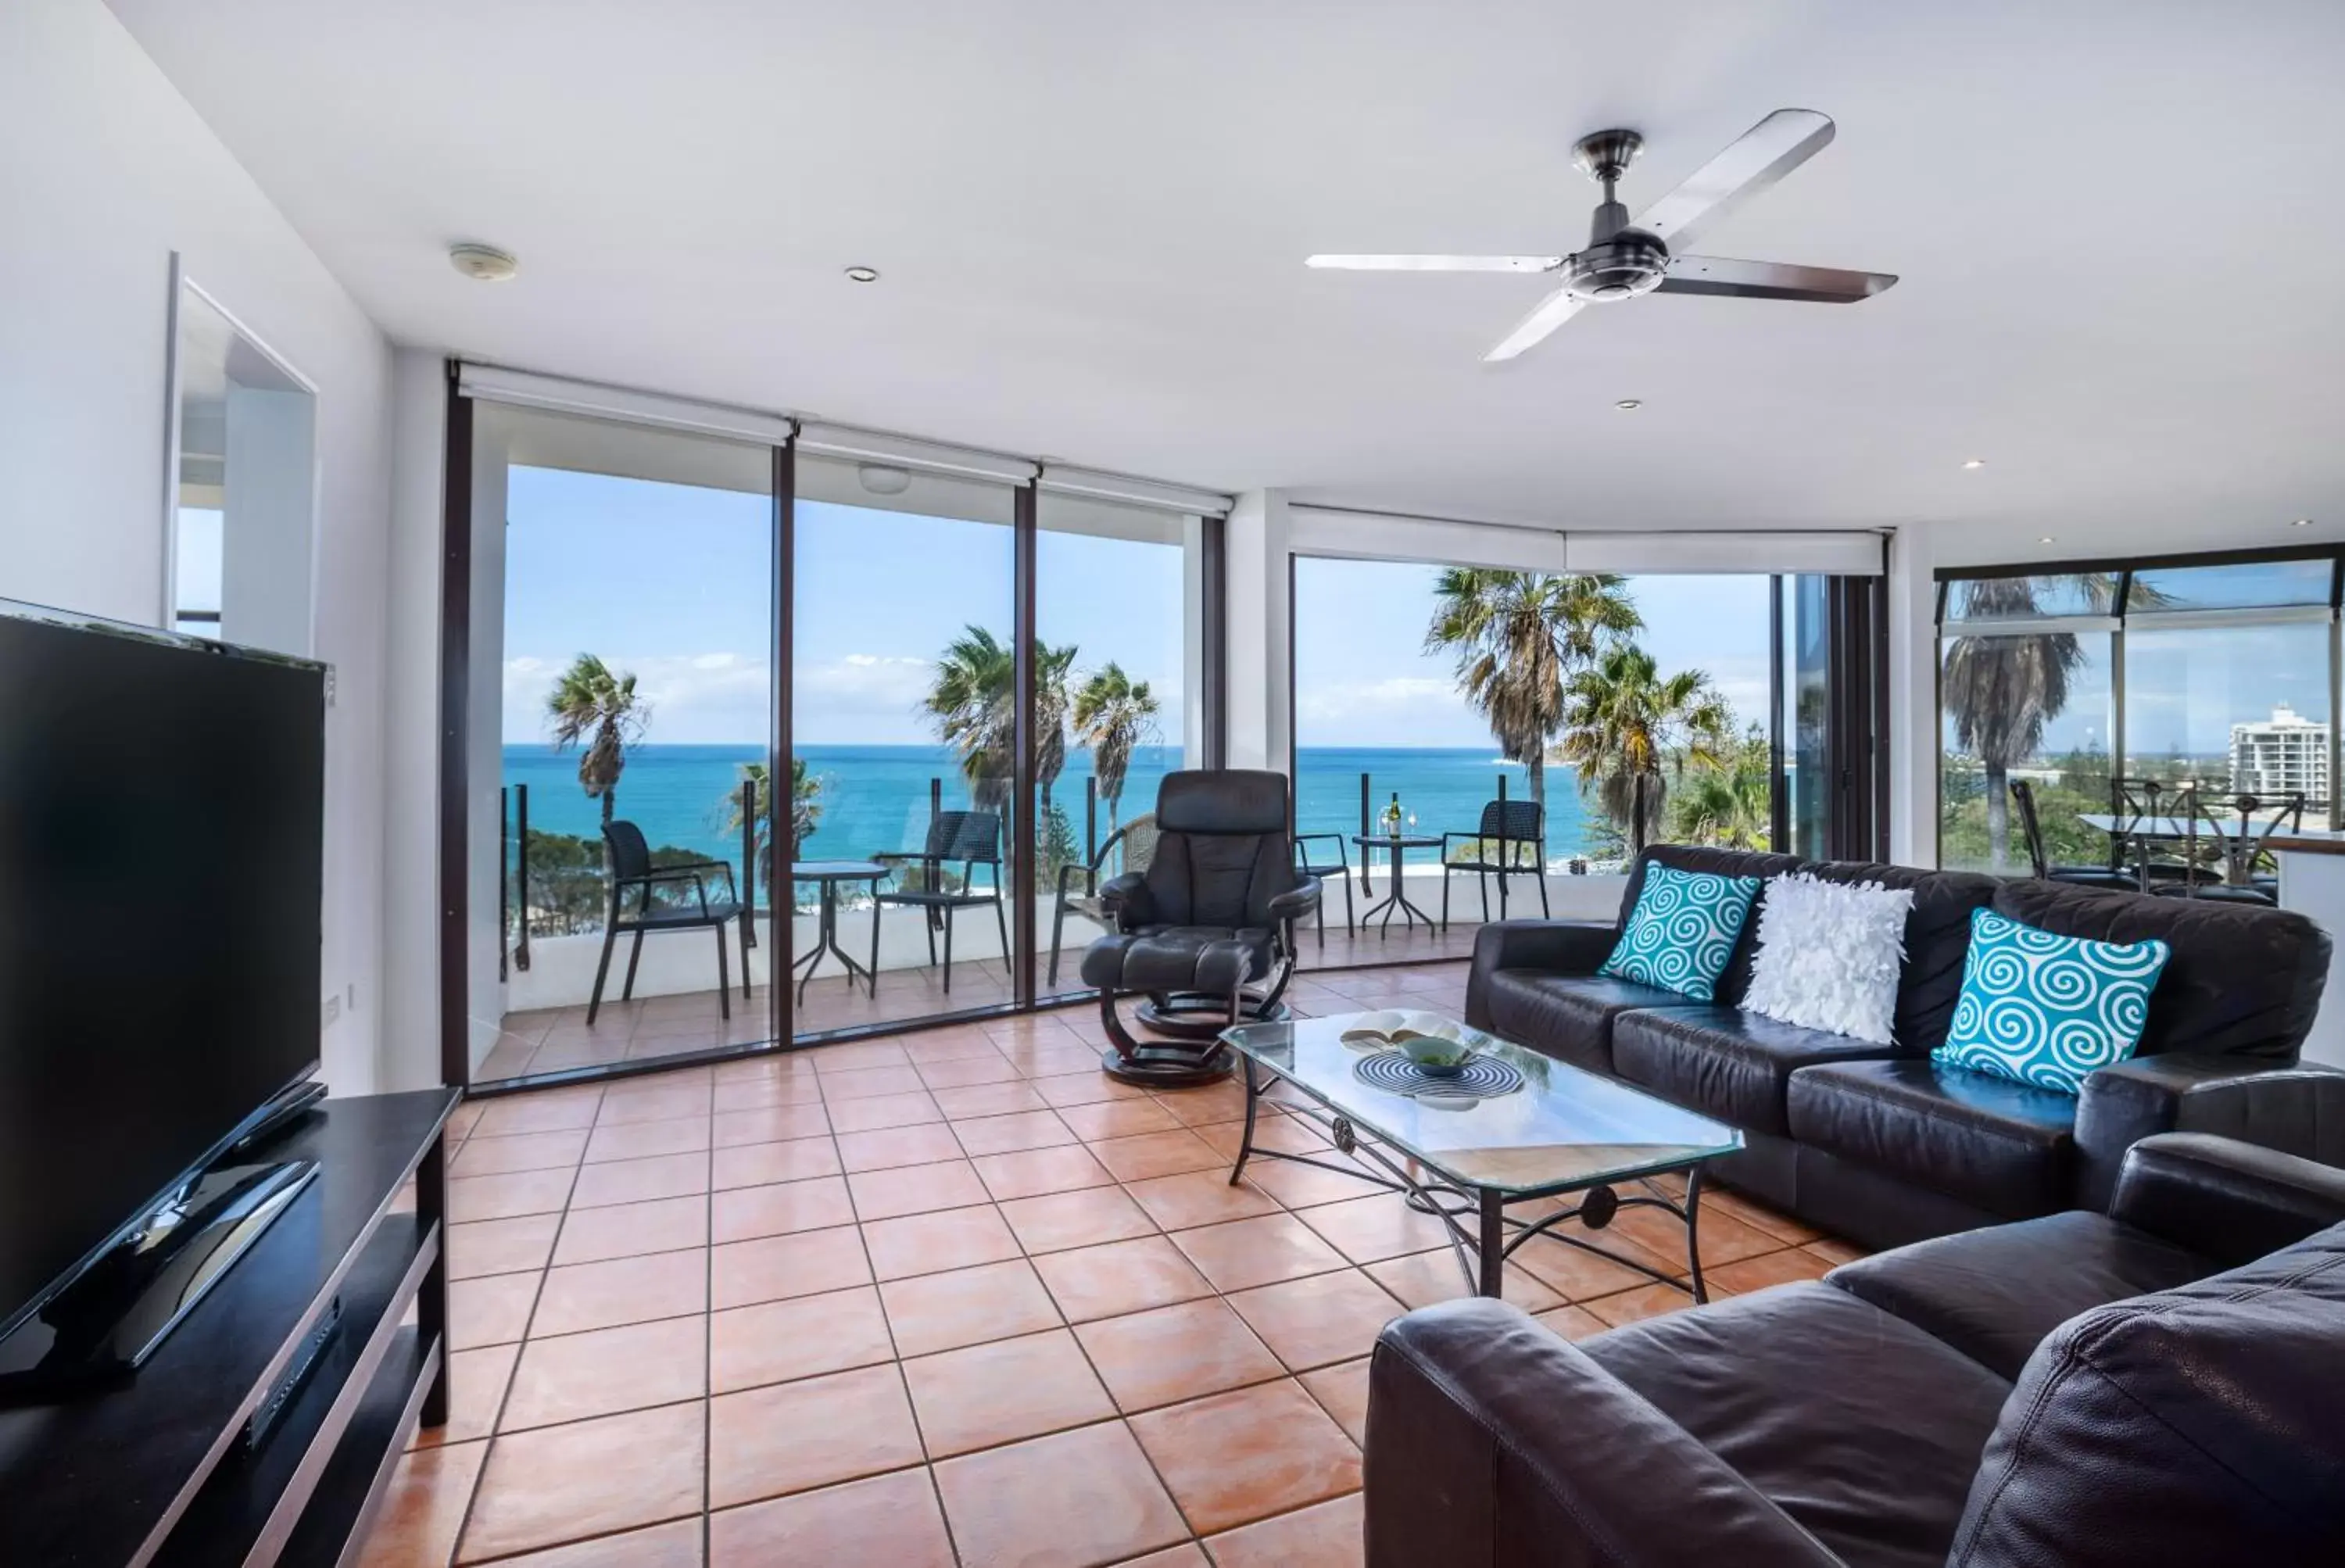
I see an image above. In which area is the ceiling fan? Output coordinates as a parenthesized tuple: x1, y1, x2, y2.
(1307, 109, 1896, 362)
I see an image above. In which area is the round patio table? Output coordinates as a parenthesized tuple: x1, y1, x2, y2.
(789, 861, 888, 1002)
(1352, 834, 1445, 933)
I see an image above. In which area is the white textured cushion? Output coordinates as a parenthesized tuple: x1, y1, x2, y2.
(1740, 872, 1914, 1044)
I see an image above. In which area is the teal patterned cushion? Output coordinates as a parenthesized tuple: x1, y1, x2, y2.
(1598, 864, 1763, 1002)
(1933, 908, 2171, 1095)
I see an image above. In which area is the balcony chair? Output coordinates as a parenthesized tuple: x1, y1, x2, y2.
(1291, 831, 1355, 948)
(586, 819, 743, 1026)
(2152, 786, 2300, 908)
(2009, 779, 2136, 892)
(1439, 797, 1551, 925)
(873, 810, 1009, 995)
(1079, 770, 1320, 1086)
(1048, 813, 1159, 986)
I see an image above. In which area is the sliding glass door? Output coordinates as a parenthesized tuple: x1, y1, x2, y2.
(476, 405, 779, 1085)
(1034, 496, 1195, 1003)
(1288, 558, 1782, 972)
(441, 373, 1268, 1090)
(789, 457, 1017, 1040)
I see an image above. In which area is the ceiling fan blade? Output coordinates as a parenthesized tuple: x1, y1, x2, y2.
(1634, 109, 1835, 252)
(1306, 254, 1561, 273)
(1657, 255, 1896, 303)
(1482, 285, 1589, 362)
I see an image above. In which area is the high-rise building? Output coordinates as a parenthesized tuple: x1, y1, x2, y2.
(2230, 703, 2330, 802)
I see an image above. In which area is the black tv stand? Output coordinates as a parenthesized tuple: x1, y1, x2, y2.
(0, 1087, 457, 1566)
(0, 1158, 319, 1405)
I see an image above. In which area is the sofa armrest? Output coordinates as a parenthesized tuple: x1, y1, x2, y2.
(1366, 1301, 1842, 1568)
(2074, 1054, 2345, 1209)
(1465, 920, 1617, 1030)
(2109, 1132, 2345, 1269)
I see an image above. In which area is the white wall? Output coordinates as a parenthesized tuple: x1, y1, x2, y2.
(0, 0, 395, 1092)
(1223, 489, 1292, 773)
(381, 352, 448, 1092)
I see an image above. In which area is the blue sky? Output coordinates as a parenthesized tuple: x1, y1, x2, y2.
(502, 464, 1774, 749)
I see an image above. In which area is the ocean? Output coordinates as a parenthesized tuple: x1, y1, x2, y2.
(502, 743, 1595, 866)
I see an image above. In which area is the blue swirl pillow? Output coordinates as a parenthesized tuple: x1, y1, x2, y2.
(1599, 864, 1763, 1002)
(1933, 908, 2170, 1095)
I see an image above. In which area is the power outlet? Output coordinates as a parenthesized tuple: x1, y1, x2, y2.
(323, 994, 341, 1029)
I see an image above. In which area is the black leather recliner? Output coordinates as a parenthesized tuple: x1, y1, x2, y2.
(1079, 770, 1319, 1085)
(1366, 1132, 2345, 1567)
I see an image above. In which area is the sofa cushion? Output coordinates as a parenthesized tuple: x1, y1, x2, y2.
(1824, 1209, 2212, 1379)
(1933, 908, 2169, 1094)
(1584, 1282, 2014, 1568)
(1788, 1058, 2077, 1219)
(1599, 864, 1763, 1003)
(1473, 970, 1687, 1075)
(1796, 860, 1999, 1051)
(1948, 1223, 2345, 1566)
(1613, 1007, 1906, 1136)
(1740, 872, 1914, 1044)
(1619, 845, 1804, 1004)
(1991, 879, 2330, 1061)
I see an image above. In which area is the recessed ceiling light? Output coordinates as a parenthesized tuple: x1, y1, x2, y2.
(1961, 458, 1985, 470)
(2039, 535, 2057, 545)
(2293, 517, 2314, 528)
(448, 243, 518, 282)
(1614, 399, 1642, 410)
(844, 266, 880, 284)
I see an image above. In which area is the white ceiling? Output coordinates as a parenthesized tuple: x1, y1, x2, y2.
(109, 0, 2345, 553)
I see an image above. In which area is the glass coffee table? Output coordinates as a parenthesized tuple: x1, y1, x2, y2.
(1219, 1011, 1743, 1301)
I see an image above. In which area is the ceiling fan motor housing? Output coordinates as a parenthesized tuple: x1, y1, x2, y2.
(1565, 227, 1670, 300)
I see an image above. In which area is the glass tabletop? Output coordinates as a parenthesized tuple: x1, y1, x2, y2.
(1220, 1010, 1742, 1195)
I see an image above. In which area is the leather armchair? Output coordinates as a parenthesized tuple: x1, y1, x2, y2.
(1366, 1300, 1838, 1568)
(1367, 1133, 2345, 1568)
(1078, 769, 1319, 1085)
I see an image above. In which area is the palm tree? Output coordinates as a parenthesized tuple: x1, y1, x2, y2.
(1668, 724, 1773, 849)
(722, 759, 822, 876)
(1939, 575, 2135, 870)
(922, 625, 1077, 819)
(546, 653, 646, 824)
(1557, 645, 1735, 856)
(1423, 571, 1642, 806)
(1072, 664, 1160, 832)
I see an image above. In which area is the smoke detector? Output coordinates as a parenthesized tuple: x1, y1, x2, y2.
(449, 244, 519, 282)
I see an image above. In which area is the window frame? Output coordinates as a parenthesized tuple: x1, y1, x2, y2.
(1934, 543, 2345, 864)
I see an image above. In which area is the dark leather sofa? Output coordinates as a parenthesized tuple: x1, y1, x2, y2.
(1466, 845, 2343, 1249)
(1366, 1133, 2345, 1567)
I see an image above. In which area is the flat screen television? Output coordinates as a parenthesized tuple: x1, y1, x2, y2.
(0, 604, 324, 1348)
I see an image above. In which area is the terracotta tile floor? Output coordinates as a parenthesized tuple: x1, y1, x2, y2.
(371, 960, 1857, 1566)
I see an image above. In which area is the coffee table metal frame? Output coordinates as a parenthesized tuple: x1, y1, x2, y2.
(1349, 833, 1445, 935)
(1223, 1033, 1731, 1303)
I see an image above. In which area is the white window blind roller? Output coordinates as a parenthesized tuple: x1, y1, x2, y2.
(1287, 507, 1566, 571)
(456, 364, 794, 446)
(794, 453, 1017, 528)
(1563, 531, 1886, 576)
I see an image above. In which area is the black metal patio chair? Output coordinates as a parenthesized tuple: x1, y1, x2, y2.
(1049, 813, 1159, 986)
(2010, 779, 2137, 892)
(874, 810, 1009, 994)
(587, 819, 743, 1025)
(1440, 798, 1551, 925)
(1291, 831, 1355, 948)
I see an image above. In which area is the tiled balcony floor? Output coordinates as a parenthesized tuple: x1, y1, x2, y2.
(371, 960, 1860, 1566)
